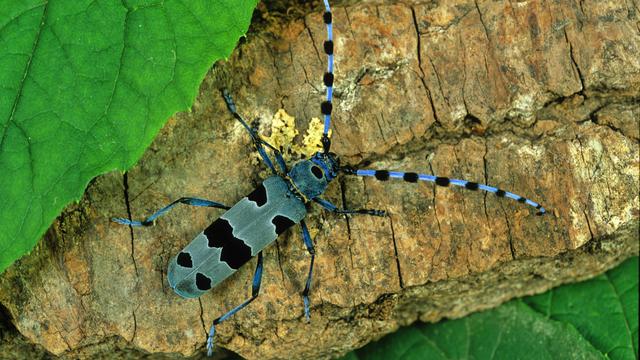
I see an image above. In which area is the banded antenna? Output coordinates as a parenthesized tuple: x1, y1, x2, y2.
(320, 0, 334, 153)
(343, 168, 546, 215)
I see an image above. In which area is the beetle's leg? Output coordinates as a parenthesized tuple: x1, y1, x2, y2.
(207, 252, 263, 356)
(272, 149, 288, 173)
(300, 220, 315, 321)
(112, 197, 230, 227)
(343, 167, 546, 215)
(313, 197, 386, 217)
(263, 144, 287, 173)
(222, 90, 287, 174)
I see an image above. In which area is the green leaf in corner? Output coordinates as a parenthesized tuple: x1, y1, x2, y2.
(343, 257, 638, 360)
(350, 301, 603, 360)
(0, 0, 258, 273)
(525, 256, 638, 359)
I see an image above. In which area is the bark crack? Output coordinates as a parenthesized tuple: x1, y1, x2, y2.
(459, 34, 470, 117)
(122, 172, 139, 276)
(474, 0, 492, 45)
(57, 329, 72, 351)
(198, 298, 207, 335)
(583, 208, 595, 243)
(343, 7, 357, 41)
(388, 216, 404, 289)
(410, 6, 440, 125)
(303, 19, 322, 65)
(300, 60, 321, 94)
(502, 206, 517, 260)
(587, 105, 634, 141)
(130, 310, 137, 343)
(564, 28, 586, 94)
(374, 114, 387, 142)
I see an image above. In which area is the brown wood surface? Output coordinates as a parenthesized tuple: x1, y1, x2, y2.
(1, 0, 638, 359)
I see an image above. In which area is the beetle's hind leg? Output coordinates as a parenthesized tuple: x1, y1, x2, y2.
(112, 197, 230, 227)
(222, 89, 287, 174)
(207, 252, 264, 356)
(300, 220, 315, 321)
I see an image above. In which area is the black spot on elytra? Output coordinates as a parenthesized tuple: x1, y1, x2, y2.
(311, 165, 323, 179)
(204, 218, 252, 269)
(177, 252, 193, 268)
(517, 197, 526, 203)
(324, 40, 334, 55)
(496, 189, 506, 197)
(321, 101, 332, 115)
(220, 238, 252, 270)
(435, 177, 450, 186)
(195, 273, 212, 291)
(323, 72, 334, 87)
(323, 11, 332, 24)
(247, 183, 268, 207)
(272, 215, 295, 235)
(465, 182, 479, 190)
(204, 218, 235, 248)
(403, 172, 418, 183)
(375, 170, 389, 181)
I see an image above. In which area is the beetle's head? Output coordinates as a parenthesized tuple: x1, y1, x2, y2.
(288, 152, 340, 200)
(310, 151, 340, 181)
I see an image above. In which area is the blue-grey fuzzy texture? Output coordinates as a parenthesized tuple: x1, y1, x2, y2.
(167, 176, 306, 298)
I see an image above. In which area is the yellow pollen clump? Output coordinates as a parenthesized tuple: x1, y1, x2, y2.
(262, 109, 330, 158)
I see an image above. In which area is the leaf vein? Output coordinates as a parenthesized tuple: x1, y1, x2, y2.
(604, 271, 636, 356)
(0, 1, 48, 158)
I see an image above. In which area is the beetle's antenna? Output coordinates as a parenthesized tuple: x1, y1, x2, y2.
(320, 0, 333, 154)
(344, 167, 546, 215)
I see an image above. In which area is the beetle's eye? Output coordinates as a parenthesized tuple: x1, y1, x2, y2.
(311, 165, 324, 179)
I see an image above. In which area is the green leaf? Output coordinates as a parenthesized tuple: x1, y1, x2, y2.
(343, 257, 638, 360)
(0, 0, 258, 273)
(350, 301, 603, 360)
(525, 256, 638, 359)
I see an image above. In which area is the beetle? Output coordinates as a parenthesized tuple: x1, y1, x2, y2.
(113, 0, 546, 355)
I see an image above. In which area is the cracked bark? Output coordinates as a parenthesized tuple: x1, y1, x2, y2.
(122, 172, 139, 276)
(410, 6, 440, 126)
(130, 311, 137, 343)
(388, 216, 404, 289)
(0, 1, 638, 359)
(198, 298, 207, 335)
(564, 29, 586, 94)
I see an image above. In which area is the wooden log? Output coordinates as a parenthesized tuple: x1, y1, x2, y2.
(1, 0, 638, 358)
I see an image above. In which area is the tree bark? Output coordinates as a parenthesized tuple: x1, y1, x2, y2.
(1, 0, 638, 359)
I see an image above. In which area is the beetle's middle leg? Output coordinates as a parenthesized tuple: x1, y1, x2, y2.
(206, 251, 263, 356)
(222, 90, 287, 174)
(112, 197, 230, 227)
